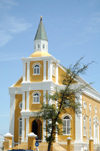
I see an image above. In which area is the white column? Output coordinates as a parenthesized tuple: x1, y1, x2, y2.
(94, 124, 95, 144)
(75, 93, 82, 142)
(9, 93, 15, 136)
(43, 60, 46, 81)
(55, 100, 58, 142)
(56, 64, 58, 84)
(48, 60, 52, 81)
(22, 92, 25, 110)
(43, 90, 46, 104)
(23, 61, 26, 82)
(26, 91, 29, 110)
(26, 117, 29, 141)
(27, 61, 30, 82)
(43, 90, 46, 142)
(43, 120, 46, 142)
(98, 124, 99, 144)
(22, 117, 25, 142)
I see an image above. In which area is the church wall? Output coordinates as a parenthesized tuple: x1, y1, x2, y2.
(58, 66, 66, 85)
(14, 94, 22, 143)
(29, 90, 43, 111)
(30, 61, 43, 82)
(52, 62, 56, 83)
(82, 93, 100, 142)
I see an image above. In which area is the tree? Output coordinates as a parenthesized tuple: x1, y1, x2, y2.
(38, 58, 92, 151)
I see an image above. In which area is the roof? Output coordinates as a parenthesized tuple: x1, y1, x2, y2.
(34, 16, 48, 41)
(29, 51, 51, 57)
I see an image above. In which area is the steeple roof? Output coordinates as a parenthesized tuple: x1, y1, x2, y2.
(34, 16, 48, 41)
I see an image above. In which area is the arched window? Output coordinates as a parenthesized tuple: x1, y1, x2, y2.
(19, 118, 22, 137)
(83, 116, 86, 136)
(63, 116, 71, 135)
(33, 64, 40, 75)
(33, 92, 40, 103)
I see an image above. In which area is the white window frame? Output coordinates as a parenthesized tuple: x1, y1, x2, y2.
(52, 63, 55, 76)
(63, 115, 71, 135)
(33, 63, 40, 75)
(89, 104, 92, 112)
(19, 101, 22, 110)
(89, 117, 92, 137)
(83, 101, 87, 109)
(32, 91, 41, 104)
(19, 118, 22, 137)
(83, 116, 86, 136)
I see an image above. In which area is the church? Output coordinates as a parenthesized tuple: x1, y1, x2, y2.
(8, 17, 100, 151)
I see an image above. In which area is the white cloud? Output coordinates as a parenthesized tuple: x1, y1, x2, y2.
(0, 16, 32, 47)
(0, 30, 12, 47)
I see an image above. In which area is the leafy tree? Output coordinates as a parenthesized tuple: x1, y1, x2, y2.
(39, 58, 92, 151)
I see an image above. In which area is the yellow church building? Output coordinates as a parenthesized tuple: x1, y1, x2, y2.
(8, 17, 100, 151)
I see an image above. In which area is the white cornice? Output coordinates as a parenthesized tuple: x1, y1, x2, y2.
(22, 55, 59, 63)
(9, 81, 64, 94)
(21, 110, 40, 118)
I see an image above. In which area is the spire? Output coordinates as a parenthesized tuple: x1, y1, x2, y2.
(34, 16, 48, 41)
(34, 17, 48, 52)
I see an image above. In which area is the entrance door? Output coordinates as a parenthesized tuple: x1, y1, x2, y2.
(32, 120, 42, 140)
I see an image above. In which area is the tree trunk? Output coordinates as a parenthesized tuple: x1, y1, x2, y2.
(47, 141, 52, 151)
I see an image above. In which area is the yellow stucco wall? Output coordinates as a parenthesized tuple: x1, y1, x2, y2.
(82, 93, 100, 142)
(14, 77, 23, 87)
(58, 66, 66, 85)
(30, 61, 43, 82)
(52, 62, 56, 83)
(29, 90, 43, 111)
(14, 94, 22, 143)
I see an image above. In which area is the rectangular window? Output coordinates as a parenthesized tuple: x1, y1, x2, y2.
(63, 118, 71, 135)
(19, 118, 22, 137)
(67, 119, 70, 135)
(63, 120, 66, 134)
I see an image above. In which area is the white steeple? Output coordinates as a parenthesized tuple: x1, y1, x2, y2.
(34, 16, 48, 52)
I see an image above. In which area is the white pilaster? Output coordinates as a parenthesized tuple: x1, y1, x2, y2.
(48, 60, 52, 81)
(26, 117, 29, 141)
(9, 93, 15, 136)
(43, 90, 46, 104)
(98, 124, 99, 144)
(55, 100, 58, 142)
(43, 60, 46, 81)
(43, 120, 46, 142)
(56, 64, 58, 84)
(75, 94, 82, 142)
(27, 61, 30, 82)
(43, 90, 46, 141)
(22, 92, 25, 110)
(23, 61, 26, 82)
(22, 117, 25, 142)
(26, 91, 29, 110)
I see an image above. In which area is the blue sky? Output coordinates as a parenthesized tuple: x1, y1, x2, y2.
(0, 0, 100, 135)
